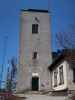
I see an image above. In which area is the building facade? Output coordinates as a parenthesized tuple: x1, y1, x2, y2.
(16, 9, 52, 92)
(49, 50, 75, 96)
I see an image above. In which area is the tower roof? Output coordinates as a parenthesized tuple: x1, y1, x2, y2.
(21, 9, 48, 13)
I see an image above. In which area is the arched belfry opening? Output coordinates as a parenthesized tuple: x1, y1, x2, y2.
(32, 73, 39, 91)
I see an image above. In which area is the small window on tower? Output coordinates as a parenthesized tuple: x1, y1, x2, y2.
(32, 52, 37, 60)
(32, 24, 38, 34)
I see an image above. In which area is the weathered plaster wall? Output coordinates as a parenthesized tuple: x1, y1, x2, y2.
(16, 11, 52, 92)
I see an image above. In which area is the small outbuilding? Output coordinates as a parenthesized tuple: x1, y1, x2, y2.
(48, 49, 75, 96)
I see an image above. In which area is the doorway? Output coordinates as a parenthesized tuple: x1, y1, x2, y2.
(32, 76, 39, 91)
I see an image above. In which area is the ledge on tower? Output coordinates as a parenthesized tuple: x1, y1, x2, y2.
(21, 9, 49, 13)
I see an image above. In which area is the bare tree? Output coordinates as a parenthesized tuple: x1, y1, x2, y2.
(56, 30, 75, 49)
(6, 67, 12, 91)
(6, 57, 17, 91)
(10, 57, 17, 91)
(11, 57, 17, 79)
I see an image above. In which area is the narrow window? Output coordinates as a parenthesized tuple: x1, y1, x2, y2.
(73, 68, 75, 82)
(59, 66, 64, 85)
(32, 24, 38, 34)
(71, 62, 75, 83)
(54, 69, 58, 87)
(32, 52, 37, 60)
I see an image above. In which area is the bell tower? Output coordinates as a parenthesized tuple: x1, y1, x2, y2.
(16, 9, 52, 91)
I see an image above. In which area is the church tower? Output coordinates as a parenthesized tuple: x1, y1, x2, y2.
(16, 9, 52, 91)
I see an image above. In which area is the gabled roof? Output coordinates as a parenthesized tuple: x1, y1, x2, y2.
(48, 49, 75, 71)
(48, 53, 64, 71)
